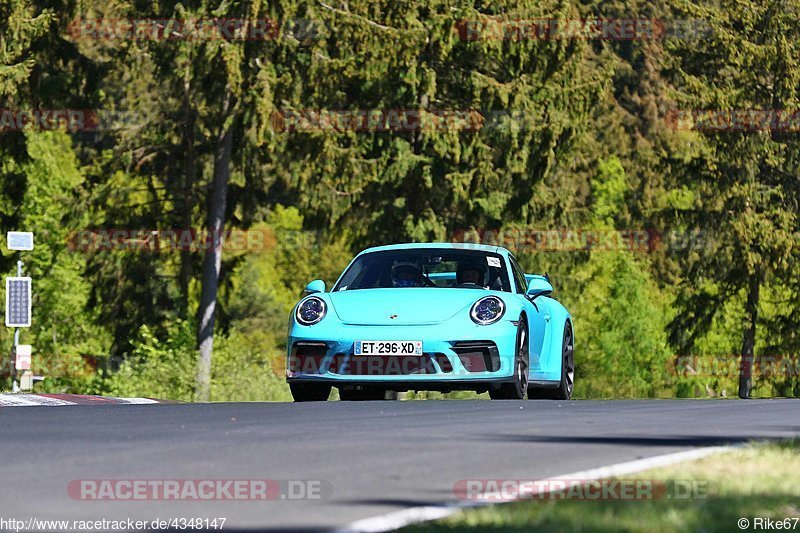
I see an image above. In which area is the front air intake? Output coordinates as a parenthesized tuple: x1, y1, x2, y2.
(452, 341, 500, 372)
(289, 342, 328, 374)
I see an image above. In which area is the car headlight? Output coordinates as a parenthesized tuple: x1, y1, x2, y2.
(296, 296, 327, 326)
(470, 296, 505, 325)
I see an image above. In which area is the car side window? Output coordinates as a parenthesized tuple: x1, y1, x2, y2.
(508, 255, 527, 294)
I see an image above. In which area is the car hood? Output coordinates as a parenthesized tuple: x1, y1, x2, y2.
(328, 288, 493, 325)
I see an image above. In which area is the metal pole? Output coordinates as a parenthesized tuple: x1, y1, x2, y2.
(11, 328, 19, 391)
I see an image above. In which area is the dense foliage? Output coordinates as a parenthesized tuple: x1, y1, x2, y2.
(1, 0, 798, 399)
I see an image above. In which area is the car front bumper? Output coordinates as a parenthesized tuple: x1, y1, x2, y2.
(286, 319, 519, 386)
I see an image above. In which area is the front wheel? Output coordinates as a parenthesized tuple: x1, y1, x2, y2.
(489, 320, 529, 400)
(528, 322, 574, 400)
(290, 383, 331, 402)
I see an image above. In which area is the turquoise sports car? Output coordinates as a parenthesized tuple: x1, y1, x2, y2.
(286, 243, 574, 401)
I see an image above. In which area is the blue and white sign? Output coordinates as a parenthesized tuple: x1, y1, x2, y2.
(5, 277, 32, 327)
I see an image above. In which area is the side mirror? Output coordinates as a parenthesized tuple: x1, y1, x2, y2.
(304, 279, 326, 294)
(526, 275, 553, 298)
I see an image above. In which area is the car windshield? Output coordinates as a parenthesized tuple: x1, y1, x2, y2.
(333, 248, 512, 292)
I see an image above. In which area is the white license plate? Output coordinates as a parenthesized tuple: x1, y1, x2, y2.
(354, 340, 423, 356)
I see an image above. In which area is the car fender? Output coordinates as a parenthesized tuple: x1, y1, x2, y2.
(530, 296, 572, 382)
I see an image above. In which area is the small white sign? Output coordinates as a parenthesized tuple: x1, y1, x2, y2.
(487, 256, 501, 268)
(15, 345, 31, 370)
(19, 370, 33, 391)
(15, 344, 31, 357)
(7, 232, 34, 251)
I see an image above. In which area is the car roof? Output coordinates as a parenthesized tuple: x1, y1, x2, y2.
(358, 242, 507, 256)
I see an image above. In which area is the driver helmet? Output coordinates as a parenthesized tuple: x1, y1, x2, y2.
(457, 260, 487, 286)
(391, 262, 424, 288)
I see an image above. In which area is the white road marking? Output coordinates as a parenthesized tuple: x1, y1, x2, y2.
(336, 445, 732, 533)
(0, 394, 161, 406)
(113, 397, 159, 404)
(0, 395, 75, 407)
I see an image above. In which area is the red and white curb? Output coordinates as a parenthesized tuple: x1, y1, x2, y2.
(0, 394, 163, 407)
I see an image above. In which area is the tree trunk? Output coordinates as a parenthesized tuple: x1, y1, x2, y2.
(738, 270, 761, 399)
(179, 86, 195, 317)
(196, 97, 234, 402)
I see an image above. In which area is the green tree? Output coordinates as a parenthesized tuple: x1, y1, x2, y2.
(0, 0, 53, 275)
(664, 0, 800, 398)
(262, 0, 607, 244)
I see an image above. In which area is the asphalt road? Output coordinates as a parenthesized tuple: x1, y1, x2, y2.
(1, 399, 799, 531)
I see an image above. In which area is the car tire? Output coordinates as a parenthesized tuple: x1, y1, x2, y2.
(339, 387, 396, 401)
(489, 320, 529, 400)
(290, 383, 331, 402)
(528, 322, 574, 400)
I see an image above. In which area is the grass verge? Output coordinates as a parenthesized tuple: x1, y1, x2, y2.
(405, 438, 800, 532)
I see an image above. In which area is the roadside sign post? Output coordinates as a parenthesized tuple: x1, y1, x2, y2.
(6, 273, 32, 328)
(5, 232, 34, 391)
(15, 344, 31, 371)
(7, 232, 34, 251)
(15, 344, 32, 391)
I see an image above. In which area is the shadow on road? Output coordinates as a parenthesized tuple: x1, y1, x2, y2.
(336, 497, 448, 508)
(480, 434, 777, 447)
